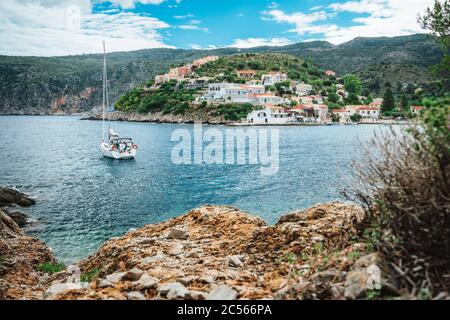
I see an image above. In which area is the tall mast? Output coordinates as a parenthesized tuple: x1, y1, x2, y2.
(102, 41, 106, 142)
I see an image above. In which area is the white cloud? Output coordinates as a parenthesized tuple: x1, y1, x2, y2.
(262, 0, 433, 44)
(263, 9, 334, 35)
(177, 19, 209, 32)
(174, 14, 194, 19)
(0, 0, 173, 56)
(324, 0, 433, 44)
(229, 37, 293, 48)
(106, 0, 167, 9)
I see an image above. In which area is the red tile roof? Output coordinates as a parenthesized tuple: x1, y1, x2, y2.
(357, 106, 380, 111)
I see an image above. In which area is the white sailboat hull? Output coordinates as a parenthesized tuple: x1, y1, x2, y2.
(100, 143, 137, 160)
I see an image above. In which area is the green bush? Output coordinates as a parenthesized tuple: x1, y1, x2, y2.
(216, 103, 255, 121)
(37, 262, 66, 274)
(81, 268, 101, 283)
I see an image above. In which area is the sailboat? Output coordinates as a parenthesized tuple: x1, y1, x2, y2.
(99, 42, 138, 160)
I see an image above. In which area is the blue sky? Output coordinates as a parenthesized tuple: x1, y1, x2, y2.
(0, 0, 433, 56)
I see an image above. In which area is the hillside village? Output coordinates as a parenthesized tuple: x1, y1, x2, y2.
(115, 53, 424, 125)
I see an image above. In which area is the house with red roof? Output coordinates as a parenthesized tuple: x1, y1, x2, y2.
(410, 106, 425, 115)
(356, 105, 381, 121)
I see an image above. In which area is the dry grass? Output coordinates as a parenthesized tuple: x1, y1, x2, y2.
(343, 104, 450, 296)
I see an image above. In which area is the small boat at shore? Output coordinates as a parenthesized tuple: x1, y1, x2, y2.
(99, 42, 138, 160)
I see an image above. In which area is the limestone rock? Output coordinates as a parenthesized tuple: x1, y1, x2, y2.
(167, 228, 188, 240)
(228, 255, 244, 267)
(6, 211, 27, 228)
(44, 282, 89, 299)
(206, 285, 238, 300)
(0, 187, 35, 207)
(186, 290, 208, 300)
(105, 272, 126, 284)
(127, 291, 146, 300)
(344, 253, 399, 300)
(158, 282, 188, 300)
(122, 268, 143, 281)
(134, 274, 158, 290)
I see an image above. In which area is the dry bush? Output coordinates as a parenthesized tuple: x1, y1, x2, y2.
(343, 103, 450, 297)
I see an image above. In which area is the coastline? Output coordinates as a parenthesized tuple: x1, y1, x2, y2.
(1, 112, 409, 126)
(0, 187, 402, 300)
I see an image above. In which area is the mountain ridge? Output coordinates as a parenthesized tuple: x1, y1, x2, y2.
(0, 33, 443, 115)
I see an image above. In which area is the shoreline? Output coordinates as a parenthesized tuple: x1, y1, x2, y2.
(1, 186, 404, 300)
(1, 113, 409, 126)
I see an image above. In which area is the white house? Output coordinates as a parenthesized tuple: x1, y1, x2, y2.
(261, 72, 288, 86)
(201, 83, 267, 104)
(356, 106, 381, 121)
(255, 94, 287, 106)
(247, 109, 293, 124)
(296, 83, 314, 96)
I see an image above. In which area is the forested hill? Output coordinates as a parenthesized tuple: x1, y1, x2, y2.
(0, 34, 443, 115)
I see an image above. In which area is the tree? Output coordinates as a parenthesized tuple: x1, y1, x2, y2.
(343, 74, 362, 104)
(382, 85, 395, 113)
(400, 94, 409, 110)
(350, 113, 362, 123)
(328, 91, 341, 103)
(418, 0, 450, 77)
(343, 74, 362, 96)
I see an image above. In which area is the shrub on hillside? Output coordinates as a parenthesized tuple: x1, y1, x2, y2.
(343, 99, 450, 296)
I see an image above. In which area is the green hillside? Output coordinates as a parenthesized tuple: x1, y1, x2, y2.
(0, 34, 446, 114)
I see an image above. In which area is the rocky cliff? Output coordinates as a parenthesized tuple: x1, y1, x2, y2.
(0, 188, 56, 299)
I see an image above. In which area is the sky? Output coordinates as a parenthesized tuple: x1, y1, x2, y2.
(0, 0, 435, 56)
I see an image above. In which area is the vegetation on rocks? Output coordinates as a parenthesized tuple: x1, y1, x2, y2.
(37, 262, 66, 274)
(343, 98, 450, 297)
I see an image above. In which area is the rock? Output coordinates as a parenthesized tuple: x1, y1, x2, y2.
(6, 211, 27, 228)
(105, 272, 126, 284)
(122, 268, 144, 281)
(0, 187, 35, 207)
(142, 252, 165, 265)
(158, 282, 188, 300)
(176, 276, 197, 286)
(206, 285, 238, 300)
(167, 228, 188, 240)
(310, 269, 342, 284)
(344, 253, 399, 300)
(134, 274, 158, 290)
(186, 290, 208, 300)
(97, 279, 114, 288)
(228, 255, 243, 267)
(169, 244, 184, 256)
(354, 252, 382, 269)
(344, 269, 370, 300)
(127, 291, 146, 300)
(0, 207, 56, 300)
(44, 282, 89, 299)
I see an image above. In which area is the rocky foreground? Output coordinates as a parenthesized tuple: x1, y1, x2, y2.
(1, 187, 405, 300)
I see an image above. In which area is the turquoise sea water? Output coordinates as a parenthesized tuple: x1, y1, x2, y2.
(0, 116, 381, 263)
